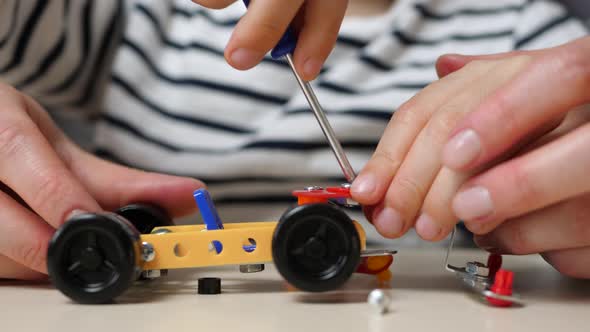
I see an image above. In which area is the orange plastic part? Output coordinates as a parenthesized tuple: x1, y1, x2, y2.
(356, 255, 394, 275)
(141, 222, 276, 270)
(142, 219, 366, 270)
(376, 270, 393, 288)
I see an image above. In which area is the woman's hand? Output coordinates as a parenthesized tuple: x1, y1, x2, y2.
(351, 36, 590, 247)
(350, 49, 538, 241)
(190, 0, 348, 80)
(0, 83, 204, 280)
(455, 105, 590, 279)
(439, 41, 590, 278)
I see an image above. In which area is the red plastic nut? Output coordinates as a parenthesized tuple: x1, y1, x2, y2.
(292, 186, 351, 205)
(486, 269, 514, 307)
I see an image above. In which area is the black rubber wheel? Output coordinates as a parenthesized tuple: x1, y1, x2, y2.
(272, 204, 361, 292)
(116, 204, 172, 234)
(47, 213, 140, 304)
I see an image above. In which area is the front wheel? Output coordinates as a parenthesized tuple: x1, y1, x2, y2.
(272, 204, 361, 292)
(47, 213, 140, 304)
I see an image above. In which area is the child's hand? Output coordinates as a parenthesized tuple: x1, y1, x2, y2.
(190, 0, 348, 80)
(0, 83, 204, 280)
(351, 37, 590, 244)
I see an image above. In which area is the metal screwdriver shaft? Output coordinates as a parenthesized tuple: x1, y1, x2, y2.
(241, 0, 356, 182)
(284, 54, 356, 183)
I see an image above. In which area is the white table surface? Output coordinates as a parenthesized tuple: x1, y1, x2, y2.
(1, 248, 588, 332)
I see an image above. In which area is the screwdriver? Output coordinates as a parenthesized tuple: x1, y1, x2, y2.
(241, 0, 357, 183)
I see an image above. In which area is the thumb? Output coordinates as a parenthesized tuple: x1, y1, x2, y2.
(68, 147, 205, 218)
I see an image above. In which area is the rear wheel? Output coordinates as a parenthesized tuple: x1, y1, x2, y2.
(272, 204, 361, 292)
(116, 204, 172, 234)
(47, 213, 140, 304)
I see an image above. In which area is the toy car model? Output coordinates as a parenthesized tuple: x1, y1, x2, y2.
(46, 185, 396, 304)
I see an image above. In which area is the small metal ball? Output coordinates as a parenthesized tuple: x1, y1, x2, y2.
(367, 289, 391, 314)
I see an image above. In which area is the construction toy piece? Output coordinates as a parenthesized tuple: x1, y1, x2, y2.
(198, 277, 221, 295)
(142, 222, 276, 270)
(272, 203, 361, 292)
(47, 188, 392, 304)
(194, 188, 225, 254)
(487, 253, 503, 280)
(486, 270, 514, 307)
(376, 270, 393, 288)
(356, 255, 394, 275)
(292, 186, 351, 205)
(116, 203, 173, 234)
(47, 212, 140, 304)
(194, 189, 224, 231)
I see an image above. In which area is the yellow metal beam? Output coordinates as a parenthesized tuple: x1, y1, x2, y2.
(141, 219, 366, 270)
(141, 222, 277, 270)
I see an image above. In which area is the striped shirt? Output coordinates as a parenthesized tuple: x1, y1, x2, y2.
(0, 0, 587, 237)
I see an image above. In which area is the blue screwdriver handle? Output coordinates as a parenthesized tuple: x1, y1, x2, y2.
(242, 0, 297, 59)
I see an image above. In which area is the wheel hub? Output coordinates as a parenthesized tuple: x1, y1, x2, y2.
(79, 246, 103, 270)
(304, 237, 327, 259)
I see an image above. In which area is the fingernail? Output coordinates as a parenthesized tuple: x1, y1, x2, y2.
(443, 129, 482, 169)
(352, 173, 377, 197)
(374, 208, 404, 237)
(415, 213, 441, 240)
(303, 58, 322, 79)
(229, 48, 264, 69)
(453, 186, 494, 221)
(66, 209, 87, 221)
(465, 222, 485, 234)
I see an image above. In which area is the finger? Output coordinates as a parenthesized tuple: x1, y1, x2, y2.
(21, 95, 206, 218)
(0, 87, 101, 228)
(442, 37, 590, 171)
(416, 168, 469, 241)
(419, 111, 566, 241)
(291, 0, 347, 80)
(454, 123, 590, 234)
(0, 255, 46, 280)
(351, 57, 497, 209)
(435, 50, 534, 78)
(190, 0, 237, 9)
(474, 193, 590, 255)
(68, 148, 205, 217)
(542, 247, 590, 279)
(0, 190, 54, 273)
(519, 105, 590, 152)
(375, 57, 530, 239)
(225, 0, 304, 70)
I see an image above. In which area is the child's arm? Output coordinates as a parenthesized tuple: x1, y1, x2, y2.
(189, 0, 348, 81)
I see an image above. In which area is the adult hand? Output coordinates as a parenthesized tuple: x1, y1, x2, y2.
(351, 47, 542, 241)
(351, 36, 590, 246)
(0, 83, 204, 280)
(190, 0, 348, 80)
(437, 38, 590, 278)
